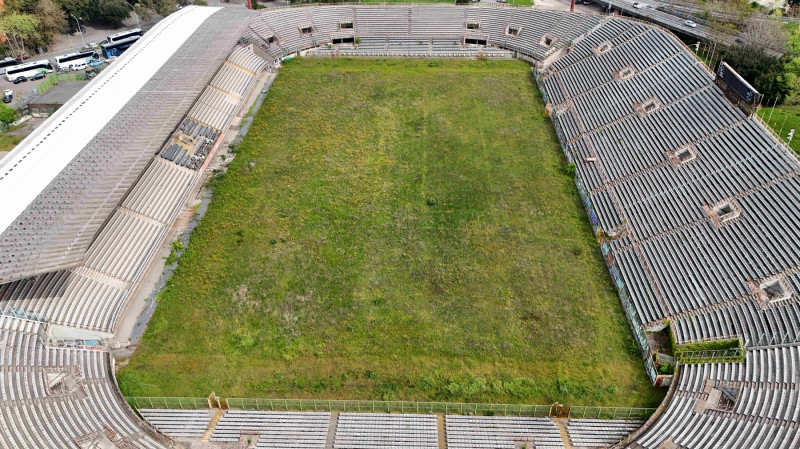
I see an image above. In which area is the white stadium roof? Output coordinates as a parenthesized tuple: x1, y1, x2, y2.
(0, 5, 253, 283)
(0, 6, 218, 234)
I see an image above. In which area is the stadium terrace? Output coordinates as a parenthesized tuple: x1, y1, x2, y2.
(0, 4, 798, 449)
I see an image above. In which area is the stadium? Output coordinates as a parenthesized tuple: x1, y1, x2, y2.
(0, 3, 798, 449)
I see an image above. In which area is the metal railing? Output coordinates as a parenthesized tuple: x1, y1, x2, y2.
(263, 2, 528, 10)
(676, 348, 744, 364)
(0, 307, 48, 323)
(35, 66, 108, 95)
(748, 330, 800, 349)
(752, 113, 800, 163)
(678, 334, 741, 346)
(125, 396, 655, 419)
(309, 50, 512, 58)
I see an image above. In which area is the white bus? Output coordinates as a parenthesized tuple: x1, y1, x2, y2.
(105, 28, 143, 44)
(5, 60, 54, 82)
(0, 57, 20, 75)
(55, 50, 99, 71)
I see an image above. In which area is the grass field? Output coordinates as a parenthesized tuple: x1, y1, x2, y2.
(757, 105, 800, 155)
(118, 58, 663, 407)
(0, 133, 20, 152)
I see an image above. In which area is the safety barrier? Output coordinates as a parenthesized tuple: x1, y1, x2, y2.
(126, 396, 656, 419)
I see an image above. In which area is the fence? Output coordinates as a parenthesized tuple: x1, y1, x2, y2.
(0, 306, 47, 323)
(676, 348, 744, 364)
(125, 397, 655, 419)
(746, 330, 800, 349)
(36, 66, 107, 95)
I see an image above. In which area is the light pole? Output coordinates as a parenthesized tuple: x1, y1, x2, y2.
(125, 2, 141, 29)
(70, 14, 87, 48)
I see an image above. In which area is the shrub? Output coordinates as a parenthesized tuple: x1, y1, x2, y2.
(657, 362, 675, 375)
(165, 240, 184, 266)
(0, 104, 18, 125)
(676, 338, 741, 354)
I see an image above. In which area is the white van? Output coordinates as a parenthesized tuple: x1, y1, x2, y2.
(70, 62, 88, 71)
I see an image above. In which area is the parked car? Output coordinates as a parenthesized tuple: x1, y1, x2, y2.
(12, 76, 26, 84)
(89, 59, 103, 67)
(3, 89, 12, 104)
(70, 62, 88, 71)
(105, 56, 117, 63)
(633, 2, 642, 8)
(684, 20, 697, 28)
(31, 71, 45, 80)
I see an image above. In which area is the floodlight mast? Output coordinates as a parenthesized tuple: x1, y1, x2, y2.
(125, 2, 141, 30)
(71, 14, 87, 48)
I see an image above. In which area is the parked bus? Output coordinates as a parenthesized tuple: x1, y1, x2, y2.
(105, 28, 143, 44)
(0, 57, 20, 75)
(101, 35, 141, 58)
(55, 50, 99, 71)
(5, 60, 54, 82)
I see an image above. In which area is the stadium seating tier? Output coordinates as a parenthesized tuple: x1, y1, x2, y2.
(0, 4, 798, 449)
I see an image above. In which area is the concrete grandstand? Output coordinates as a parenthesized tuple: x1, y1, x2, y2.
(0, 3, 797, 449)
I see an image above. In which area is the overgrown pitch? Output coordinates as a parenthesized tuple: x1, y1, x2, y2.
(119, 58, 663, 407)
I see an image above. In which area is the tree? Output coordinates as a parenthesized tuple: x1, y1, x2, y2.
(133, 2, 153, 22)
(33, 0, 68, 50)
(0, 13, 39, 59)
(2, 0, 67, 50)
(55, 0, 93, 29)
(724, 44, 791, 102)
(0, 103, 18, 125)
(741, 15, 788, 51)
(136, 0, 175, 18)
(97, 0, 131, 26)
(780, 23, 800, 104)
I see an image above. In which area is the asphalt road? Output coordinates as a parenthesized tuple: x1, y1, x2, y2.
(0, 15, 166, 108)
(600, 0, 713, 34)
(595, 0, 783, 56)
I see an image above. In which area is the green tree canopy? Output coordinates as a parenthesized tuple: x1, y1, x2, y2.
(4, 0, 68, 51)
(97, 0, 131, 26)
(0, 103, 19, 125)
(136, 0, 175, 18)
(724, 44, 791, 102)
(0, 12, 39, 58)
(55, 0, 132, 28)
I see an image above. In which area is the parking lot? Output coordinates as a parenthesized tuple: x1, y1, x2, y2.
(0, 14, 163, 110)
